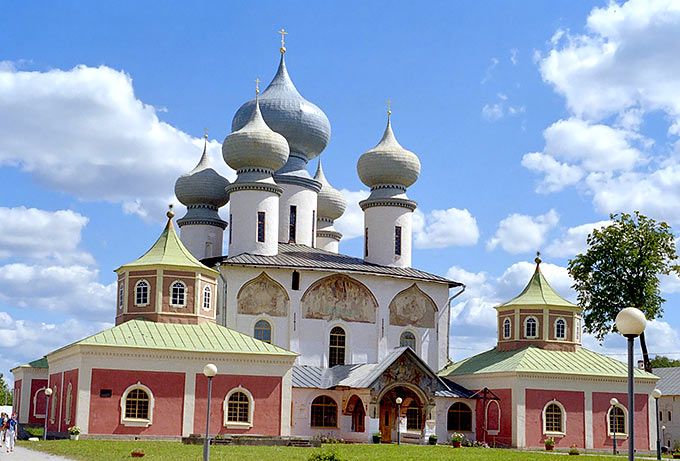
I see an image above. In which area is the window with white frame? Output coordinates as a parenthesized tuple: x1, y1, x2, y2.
(135, 280, 149, 306)
(608, 405, 627, 437)
(543, 401, 565, 435)
(118, 281, 125, 310)
(503, 318, 511, 339)
(555, 318, 566, 339)
(223, 388, 254, 427)
(170, 281, 187, 307)
(525, 316, 538, 338)
(120, 382, 154, 427)
(576, 317, 581, 341)
(203, 286, 211, 311)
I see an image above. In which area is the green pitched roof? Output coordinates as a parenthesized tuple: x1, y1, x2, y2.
(440, 345, 657, 380)
(498, 263, 577, 308)
(20, 357, 48, 368)
(118, 216, 217, 274)
(55, 319, 296, 357)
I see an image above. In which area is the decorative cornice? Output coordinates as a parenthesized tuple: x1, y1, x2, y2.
(177, 217, 228, 229)
(273, 173, 322, 192)
(225, 182, 283, 196)
(236, 167, 275, 175)
(370, 183, 407, 193)
(317, 229, 342, 241)
(359, 197, 417, 211)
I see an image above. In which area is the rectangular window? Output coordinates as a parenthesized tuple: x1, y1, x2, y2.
(229, 213, 232, 244)
(257, 212, 265, 243)
(669, 411, 672, 421)
(289, 206, 297, 243)
(312, 210, 316, 247)
(394, 226, 402, 256)
(364, 228, 368, 257)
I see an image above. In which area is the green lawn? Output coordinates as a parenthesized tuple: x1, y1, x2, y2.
(17, 440, 644, 460)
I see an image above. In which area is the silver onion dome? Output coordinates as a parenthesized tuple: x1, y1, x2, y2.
(222, 98, 290, 172)
(314, 158, 346, 220)
(175, 141, 229, 208)
(231, 54, 330, 161)
(357, 115, 421, 188)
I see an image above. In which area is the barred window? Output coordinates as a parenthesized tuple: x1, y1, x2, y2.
(135, 280, 149, 306)
(125, 388, 150, 420)
(329, 326, 345, 367)
(257, 212, 265, 243)
(171, 281, 186, 306)
(254, 320, 272, 344)
(289, 206, 297, 243)
(394, 226, 402, 256)
(406, 402, 422, 430)
(203, 286, 211, 311)
(227, 391, 250, 423)
(447, 402, 472, 431)
(400, 331, 416, 350)
(310, 395, 337, 428)
(545, 403, 563, 433)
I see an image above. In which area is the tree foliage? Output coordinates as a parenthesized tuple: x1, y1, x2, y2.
(0, 374, 12, 405)
(568, 212, 680, 372)
(650, 355, 680, 368)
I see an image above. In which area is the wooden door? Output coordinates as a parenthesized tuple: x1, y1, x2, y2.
(380, 407, 391, 442)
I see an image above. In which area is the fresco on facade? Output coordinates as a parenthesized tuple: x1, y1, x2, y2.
(388, 284, 436, 328)
(301, 274, 378, 323)
(237, 272, 289, 317)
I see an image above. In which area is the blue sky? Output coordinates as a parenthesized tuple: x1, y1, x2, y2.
(2, 0, 680, 382)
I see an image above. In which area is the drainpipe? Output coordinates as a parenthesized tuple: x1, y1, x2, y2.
(215, 262, 227, 327)
(446, 284, 466, 362)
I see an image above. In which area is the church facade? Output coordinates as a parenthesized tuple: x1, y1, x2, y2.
(11, 40, 660, 451)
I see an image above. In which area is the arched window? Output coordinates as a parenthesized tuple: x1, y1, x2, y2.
(118, 281, 125, 309)
(64, 382, 73, 424)
(555, 318, 566, 339)
(226, 391, 250, 423)
(310, 395, 337, 428)
(448, 402, 472, 431)
(120, 382, 155, 427)
(525, 317, 538, 338)
(608, 405, 627, 436)
(543, 401, 564, 434)
(329, 326, 346, 367)
(503, 318, 511, 339)
(400, 331, 416, 351)
(254, 320, 272, 344)
(135, 280, 149, 306)
(49, 385, 57, 423)
(576, 318, 581, 341)
(203, 286, 211, 311)
(406, 401, 422, 430)
(170, 281, 186, 307)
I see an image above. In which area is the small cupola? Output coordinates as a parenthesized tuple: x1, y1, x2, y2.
(495, 253, 583, 352)
(314, 157, 346, 252)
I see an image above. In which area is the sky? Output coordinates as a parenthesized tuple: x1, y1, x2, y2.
(2, 0, 680, 383)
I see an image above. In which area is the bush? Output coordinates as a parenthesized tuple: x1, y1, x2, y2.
(307, 448, 342, 461)
(67, 426, 81, 435)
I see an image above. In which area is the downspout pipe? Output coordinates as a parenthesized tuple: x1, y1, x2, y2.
(215, 262, 227, 327)
(446, 284, 466, 362)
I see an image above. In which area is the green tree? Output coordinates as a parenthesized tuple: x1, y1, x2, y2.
(568, 211, 680, 373)
(650, 355, 680, 368)
(0, 374, 12, 406)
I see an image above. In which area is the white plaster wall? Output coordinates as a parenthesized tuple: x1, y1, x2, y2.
(659, 396, 680, 449)
(179, 224, 224, 259)
(435, 396, 477, 443)
(278, 184, 317, 247)
(364, 206, 412, 267)
(316, 236, 339, 253)
(228, 190, 279, 256)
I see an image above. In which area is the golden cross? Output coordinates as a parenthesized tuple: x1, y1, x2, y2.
(255, 78, 260, 95)
(386, 99, 392, 115)
(204, 127, 208, 139)
(278, 28, 288, 53)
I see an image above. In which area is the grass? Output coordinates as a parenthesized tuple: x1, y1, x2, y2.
(17, 440, 643, 460)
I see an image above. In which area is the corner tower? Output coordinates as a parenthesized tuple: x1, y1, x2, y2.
(357, 110, 420, 267)
(314, 157, 346, 253)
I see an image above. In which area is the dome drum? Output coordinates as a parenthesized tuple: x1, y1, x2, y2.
(177, 204, 227, 230)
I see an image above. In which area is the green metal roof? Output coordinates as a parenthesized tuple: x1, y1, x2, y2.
(440, 345, 657, 380)
(56, 319, 296, 357)
(117, 216, 217, 274)
(18, 357, 48, 368)
(498, 263, 577, 308)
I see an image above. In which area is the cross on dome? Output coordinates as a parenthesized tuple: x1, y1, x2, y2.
(278, 28, 288, 53)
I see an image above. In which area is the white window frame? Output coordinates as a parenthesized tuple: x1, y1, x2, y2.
(503, 317, 511, 339)
(202, 285, 212, 311)
(120, 382, 155, 427)
(223, 387, 254, 429)
(575, 317, 581, 341)
(169, 280, 187, 307)
(524, 316, 539, 339)
(33, 387, 47, 418)
(118, 280, 125, 310)
(554, 317, 567, 340)
(607, 404, 628, 438)
(134, 279, 150, 307)
(399, 329, 418, 353)
(542, 400, 566, 437)
(327, 323, 349, 368)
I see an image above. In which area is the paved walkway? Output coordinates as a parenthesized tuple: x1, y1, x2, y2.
(1, 445, 75, 460)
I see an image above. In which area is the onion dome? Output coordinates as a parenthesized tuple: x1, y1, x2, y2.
(175, 140, 229, 208)
(357, 114, 421, 189)
(223, 98, 290, 172)
(231, 53, 330, 161)
(314, 158, 346, 220)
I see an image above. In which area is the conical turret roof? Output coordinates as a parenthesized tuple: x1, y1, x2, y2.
(498, 257, 577, 308)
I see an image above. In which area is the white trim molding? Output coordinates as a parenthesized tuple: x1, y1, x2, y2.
(607, 403, 628, 438)
(542, 399, 566, 437)
(33, 387, 47, 418)
(524, 316, 539, 339)
(503, 317, 512, 339)
(202, 285, 212, 311)
(554, 317, 567, 340)
(120, 381, 155, 427)
(134, 279, 151, 307)
(223, 386, 255, 429)
(169, 280, 188, 307)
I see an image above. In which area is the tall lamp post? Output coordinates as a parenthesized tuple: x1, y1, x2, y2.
(652, 389, 662, 460)
(203, 364, 217, 461)
(43, 387, 53, 441)
(610, 397, 619, 455)
(395, 397, 403, 446)
(615, 307, 647, 461)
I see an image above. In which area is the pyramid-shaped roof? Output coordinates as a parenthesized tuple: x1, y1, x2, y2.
(117, 212, 218, 275)
(498, 259, 577, 309)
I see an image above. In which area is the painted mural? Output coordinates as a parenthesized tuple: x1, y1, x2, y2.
(388, 284, 436, 328)
(301, 274, 378, 323)
(237, 272, 289, 317)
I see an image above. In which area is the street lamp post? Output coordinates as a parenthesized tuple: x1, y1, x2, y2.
(610, 398, 619, 455)
(615, 307, 647, 461)
(395, 397, 403, 446)
(43, 387, 53, 441)
(653, 389, 662, 460)
(203, 364, 217, 461)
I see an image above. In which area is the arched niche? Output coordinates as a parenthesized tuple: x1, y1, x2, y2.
(237, 272, 289, 317)
(301, 274, 378, 323)
(388, 284, 436, 328)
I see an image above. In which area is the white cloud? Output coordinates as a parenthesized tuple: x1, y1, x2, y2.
(487, 209, 559, 254)
(545, 220, 612, 258)
(335, 189, 369, 240)
(481, 57, 499, 84)
(482, 103, 504, 120)
(521, 152, 583, 192)
(414, 207, 480, 249)
(510, 48, 518, 65)
(0, 64, 235, 221)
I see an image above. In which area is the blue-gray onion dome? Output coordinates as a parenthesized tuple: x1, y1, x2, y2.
(175, 142, 229, 207)
(314, 158, 346, 220)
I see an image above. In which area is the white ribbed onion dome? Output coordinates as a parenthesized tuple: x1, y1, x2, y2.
(314, 158, 346, 220)
(175, 142, 229, 207)
(222, 99, 290, 172)
(357, 115, 421, 188)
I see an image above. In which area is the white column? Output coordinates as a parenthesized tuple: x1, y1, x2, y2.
(585, 390, 593, 449)
(229, 190, 279, 256)
(182, 372, 196, 437)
